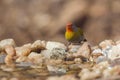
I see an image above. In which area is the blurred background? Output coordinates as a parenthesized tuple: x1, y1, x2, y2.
(0, 0, 120, 45)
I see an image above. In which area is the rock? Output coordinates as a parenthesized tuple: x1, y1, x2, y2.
(46, 59, 63, 66)
(28, 52, 45, 64)
(110, 58, 120, 67)
(31, 40, 46, 53)
(95, 56, 107, 64)
(91, 48, 105, 63)
(47, 65, 67, 74)
(116, 40, 120, 44)
(0, 54, 6, 63)
(5, 55, 15, 66)
(46, 41, 67, 50)
(41, 50, 51, 59)
(15, 43, 31, 56)
(93, 61, 110, 70)
(79, 68, 101, 80)
(9, 77, 19, 80)
(74, 58, 82, 64)
(46, 59, 67, 73)
(15, 56, 28, 62)
(65, 53, 75, 61)
(102, 67, 113, 78)
(68, 64, 81, 70)
(92, 45, 112, 63)
(92, 48, 103, 59)
(47, 75, 77, 80)
(42, 48, 67, 60)
(68, 45, 81, 53)
(0, 39, 16, 50)
(76, 42, 91, 59)
(102, 66, 120, 78)
(0, 65, 16, 72)
(42, 41, 67, 59)
(16, 62, 33, 67)
(108, 44, 120, 60)
(50, 48, 67, 60)
(5, 45, 16, 56)
(99, 40, 115, 49)
(4, 45, 16, 66)
(92, 48, 102, 54)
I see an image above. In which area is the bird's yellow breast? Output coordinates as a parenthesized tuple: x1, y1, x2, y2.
(65, 29, 83, 42)
(65, 31, 75, 41)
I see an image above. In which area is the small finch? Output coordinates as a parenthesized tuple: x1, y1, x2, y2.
(65, 22, 86, 44)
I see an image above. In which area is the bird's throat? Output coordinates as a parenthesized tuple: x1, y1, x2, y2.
(66, 26, 73, 32)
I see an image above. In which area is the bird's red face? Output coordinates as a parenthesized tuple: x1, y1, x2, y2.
(66, 23, 73, 32)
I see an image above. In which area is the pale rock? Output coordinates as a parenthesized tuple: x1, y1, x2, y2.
(92, 44, 112, 63)
(46, 59, 63, 66)
(28, 52, 45, 64)
(109, 66, 120, 75)
(5, 45, 16, 56)
(5, 55, 15, 66)
(49, 48, 67, 60)
(41, 50, 51, 59)
(69, 64, 81, 70)
(46, 59, 67, 73)
(4, 45, 16, 66)
(47, 75, 77, 80)
(108, 44, 120, 60)
(102, 66, 120, 78)
(0, 54, 6, 63)
(16, 62, 33, 67)
(99, 40, 115, 49)
(10, 77, 19, 80)
(42, 48, 66, 59)
(74, 58, 82, 64)
(101, 46, 112, 60)
(15, 43, 31, 56)
(0, 39, 16, 50)
(31, 40, 46, 52)
(68, 45, 81, 53)
(92, 48, 105, 63)
(93, 61, 110, 70)
(79, 68, 101, 80)
(103, 67, 113, 78)
(46, 41, 67, 50)
(95, 56, 107, 63)
(116, 40, 120, 44)
(15, 56, 28, 62)
(92, 48, 102, 54)
(23, 43, 32, 47)
(76, 42, 91, 59)
(47, 65, 67, 73)
(42, 41, 67, 59)
(110, 58, 120, 67)
(65, 53, 75, 61)
(1, 65, 15, 72)
(91, 46, 99, 50)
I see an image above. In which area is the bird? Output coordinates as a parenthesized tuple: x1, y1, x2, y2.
(65, 22, 86, 45)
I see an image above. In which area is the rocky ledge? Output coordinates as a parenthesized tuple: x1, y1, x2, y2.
(0, 39, 120, 80)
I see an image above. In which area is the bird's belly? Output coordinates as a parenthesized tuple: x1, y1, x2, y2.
(65, 31, 83, 43)
(65, 31, 74, 41)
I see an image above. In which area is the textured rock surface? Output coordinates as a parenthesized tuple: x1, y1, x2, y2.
(0, 39, 120, 80)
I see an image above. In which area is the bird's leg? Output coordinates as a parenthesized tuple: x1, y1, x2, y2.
(66, 42, 71, 52)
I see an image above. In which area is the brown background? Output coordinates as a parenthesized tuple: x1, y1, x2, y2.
(0, 0, 120, 45)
